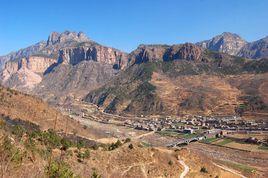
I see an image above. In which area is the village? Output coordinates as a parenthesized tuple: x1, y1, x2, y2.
(123, 115, 268, 133)
(62, 101, 268, 150)
(122, 115, 268, 146)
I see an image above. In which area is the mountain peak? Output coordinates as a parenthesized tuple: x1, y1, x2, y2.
(219, 32, 245, 41)
(196, 32, 247, 55)
(221, 31, 239, 36)
(46, 31, 90, 46)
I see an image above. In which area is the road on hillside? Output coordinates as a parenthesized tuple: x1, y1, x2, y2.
(178, 158, 189, 178)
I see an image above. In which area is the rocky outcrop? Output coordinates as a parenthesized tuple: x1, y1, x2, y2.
(0, 56, 56, 90)
(1, 56, 56, 79)
(46, 31, 90, 46)
(58, 44, 128, 69)
(129, 43, 203, 64)
(238, 36, 268, 59)
(128, 44, 169, 64)
(0, 41, 47, 69)
(24, 56, 57, 73)
(0, 31, 129, 100)
(0, 31, 91, 69)
(196, 32, 247, 56)
(164, 43, 203, 61)
(3, 68, 43, 90)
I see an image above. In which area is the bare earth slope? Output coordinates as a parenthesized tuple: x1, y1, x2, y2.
(0, 86, 98, 139)
(85, 46, 268, 119)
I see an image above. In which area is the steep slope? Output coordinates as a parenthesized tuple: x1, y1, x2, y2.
(238, 36, 268, 59)
(0, 56, 57, 90)
(0, 31, 128, 100)
(84, 44, 268, 118)
(0, 41, 47, 69)
(33, 60, 118, 104)
(196, 32, 247, 56)
(0, 86, 182, 178)
(0, 31, 90, 68)
(0, 86, 99, 139)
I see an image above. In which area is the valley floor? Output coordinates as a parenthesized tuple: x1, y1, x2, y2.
(57, 100, 268, 178)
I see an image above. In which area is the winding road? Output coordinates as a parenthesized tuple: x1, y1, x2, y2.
(178, 159, 189, 178)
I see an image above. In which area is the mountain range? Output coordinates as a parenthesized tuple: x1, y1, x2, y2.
(0, 31, 267, 118)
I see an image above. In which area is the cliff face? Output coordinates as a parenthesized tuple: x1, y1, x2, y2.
(46, 31, 90, 46)
(0, 31, 128, 102)
(0, 42, 47, 69)
(0, 56, 57, 90)
(0, 31, 91, 69)
(128, 43, 203, 65)
(0, 31, 127, 90)
(164, 43, 203, 61)
(196, 32, 247, 56)
(129, 45, 169, 64)
(58, 44, 128, 69)
(238, 36, 268, 59)
(24, 56, 57, 73)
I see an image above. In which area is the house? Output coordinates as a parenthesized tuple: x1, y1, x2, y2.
(183, 128, 194, 134)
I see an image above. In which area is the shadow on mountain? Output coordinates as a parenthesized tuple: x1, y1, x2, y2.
(43, 62, 60, 75)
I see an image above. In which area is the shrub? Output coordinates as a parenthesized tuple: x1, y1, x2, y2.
(124, 138, 131, 143)
(84, 149, 90, 158)
(60, 138, 73, 151)
(77, 149, 90, 162)
(41, 130, 62, 148)
(108, 140, 122, 151)
(0, 119, 6, 128)
(168, 160, 173, 166)
(0, 136, 25, 168)
(128, 144, 134, 149)
(76, 140, 85, 150)
(46, 160, 74, 178)
(200, 167, 208, 173)
(91, 170, 101, 178)
(11, 125, 26, 139)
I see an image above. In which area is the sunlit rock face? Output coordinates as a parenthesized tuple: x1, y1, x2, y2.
(58, 45, 128, 69)
(238, 36, 268, 59)
(128, 43, 203, 65)
(196, 32, 248, 56)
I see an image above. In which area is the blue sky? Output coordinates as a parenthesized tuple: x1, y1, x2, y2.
(0, 0, 267, 55)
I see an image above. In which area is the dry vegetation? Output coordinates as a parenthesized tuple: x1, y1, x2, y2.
(0, 86, 99, 140)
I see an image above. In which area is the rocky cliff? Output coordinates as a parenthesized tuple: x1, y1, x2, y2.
(46, 31, 90, 46)
(128, 43, 203, 65)
(238, 36, 268, 59)
(58, 43, 128, 69)
(0, 41, 47, 69)
(84, 57, 268, 117)
(0, 31, 127, 91)
(0, 31, 92, 69)
(0, 31, 128, 103)
(196, 32, 247, 56)
(0, 56, 57, 90)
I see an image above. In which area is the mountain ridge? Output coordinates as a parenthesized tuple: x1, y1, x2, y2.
(0, 31, 268, 117)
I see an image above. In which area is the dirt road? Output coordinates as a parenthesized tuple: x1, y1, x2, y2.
(178, 159, 189, 178)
